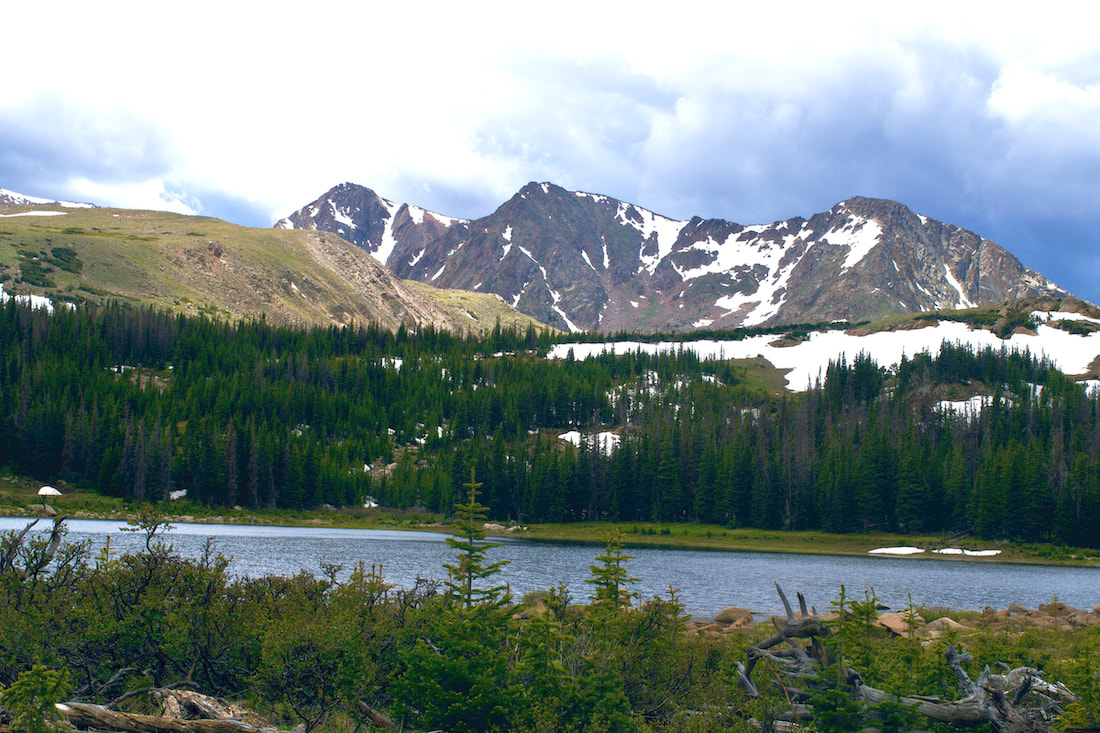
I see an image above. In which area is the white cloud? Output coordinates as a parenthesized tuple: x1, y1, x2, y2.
(3, 0, 1100, 303)
(987, 67, 1100, 141)
(64, 178, 200, 216)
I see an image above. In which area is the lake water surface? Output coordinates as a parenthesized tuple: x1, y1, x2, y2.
(4, 518, 1098, 619)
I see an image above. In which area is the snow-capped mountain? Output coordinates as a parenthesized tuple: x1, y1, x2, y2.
(0, 187, 94, 208)
(283, 182, 1072, 333)
(275, 182, 466, 266)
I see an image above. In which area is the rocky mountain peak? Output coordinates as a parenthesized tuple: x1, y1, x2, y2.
(278, 183, 1071, 333)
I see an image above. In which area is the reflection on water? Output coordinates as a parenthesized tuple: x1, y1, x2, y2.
(3, 517, 1097, 618)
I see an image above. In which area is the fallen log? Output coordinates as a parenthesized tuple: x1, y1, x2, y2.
(153, 688, 272, 729)
(56, 702, 278, 733)
(54, 689, 287, 733)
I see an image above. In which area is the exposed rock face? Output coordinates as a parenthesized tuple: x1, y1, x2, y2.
(276, 182, 465, 266)
(278, 182, 1072, 333)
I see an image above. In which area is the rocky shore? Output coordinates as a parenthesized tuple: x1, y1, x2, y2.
(688, 599, 1100, 638)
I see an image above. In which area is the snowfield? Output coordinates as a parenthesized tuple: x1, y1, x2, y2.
(0, 211, 68, 218)
(0, 285, 55, 313)
(548, 315, 1100, 391)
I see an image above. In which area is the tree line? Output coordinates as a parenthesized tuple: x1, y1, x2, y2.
(3, 298, 1100, 546)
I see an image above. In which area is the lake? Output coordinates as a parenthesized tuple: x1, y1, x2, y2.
(4, 517, 1098, 619)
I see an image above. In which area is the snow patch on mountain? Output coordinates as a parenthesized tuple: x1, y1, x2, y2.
(0, 187, 93, 208)
(708, 228, 811, 326)
(821, 214, 883, 271)
(330, 201, 357, 231)
(619, 203, 687, 273)
(549, 315, 1100, 392)
(558, 430, 620, 455)
(372, 198, 403, 264)
(944, 264, 976, 309)
(574, 191, 610, 205)
(0, 285, 54, 312)
(518, 245, 580, 332)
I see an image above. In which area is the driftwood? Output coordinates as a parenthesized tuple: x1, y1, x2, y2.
(57, 703, 273, 733)
(54, 689, 284, 733)
(737, 584, 1078, 732)
(47, 687, 400, 733)
(851, 645, 1077, 729)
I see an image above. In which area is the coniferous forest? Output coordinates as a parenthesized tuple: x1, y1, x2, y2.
(3, 298, 1100, 546)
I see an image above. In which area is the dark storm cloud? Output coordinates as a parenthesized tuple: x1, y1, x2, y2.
(629, 42, 1004, 223)
(439, 39, 1100, 303)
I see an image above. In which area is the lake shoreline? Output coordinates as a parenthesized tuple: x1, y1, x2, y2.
(4, 502, 1097, 570)
(3, 475, 1097, 569)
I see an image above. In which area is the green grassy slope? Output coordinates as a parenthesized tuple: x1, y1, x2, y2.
(0, 204, 549, 334)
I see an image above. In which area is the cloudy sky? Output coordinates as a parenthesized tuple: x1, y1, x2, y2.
(4, 1, 1100, 303)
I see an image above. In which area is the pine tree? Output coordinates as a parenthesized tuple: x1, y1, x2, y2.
(585, 527, 638, 610)
(443, 468, 510, 609)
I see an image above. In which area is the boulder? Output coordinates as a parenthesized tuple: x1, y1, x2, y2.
(1068, 612, 1093, 628)
(1038, 600, 1075, 617)
(876, 612, 924, 636)
(714, 606, 753, 625)
(926, 616, 969, 632)
(726, 614, 754, 630)
(1007, 603, 1032, 615)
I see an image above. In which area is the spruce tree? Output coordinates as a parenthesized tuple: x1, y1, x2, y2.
(443, 468, 509, 609)
(586, 527, 638, 610)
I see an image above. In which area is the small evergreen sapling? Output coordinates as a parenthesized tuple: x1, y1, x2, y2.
(586, 527, 638, 610)
(443, 468, 510, 609)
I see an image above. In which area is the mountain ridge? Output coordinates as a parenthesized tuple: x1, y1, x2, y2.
(278, 182, 1071, 333)
(0, 198, 544, 335)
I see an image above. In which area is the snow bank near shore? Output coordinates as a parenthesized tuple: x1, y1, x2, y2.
(869, 546, 1002, 557)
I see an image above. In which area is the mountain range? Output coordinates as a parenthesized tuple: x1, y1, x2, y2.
(0, 181, 1079, 339)
(278, 182, 1070, 333)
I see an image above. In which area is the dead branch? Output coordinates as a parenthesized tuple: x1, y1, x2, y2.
(736, 586, 1078, 732)
(357, 701, 398, 731)
(0, 516, 68, 579)
(0, 518, 40, 575)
